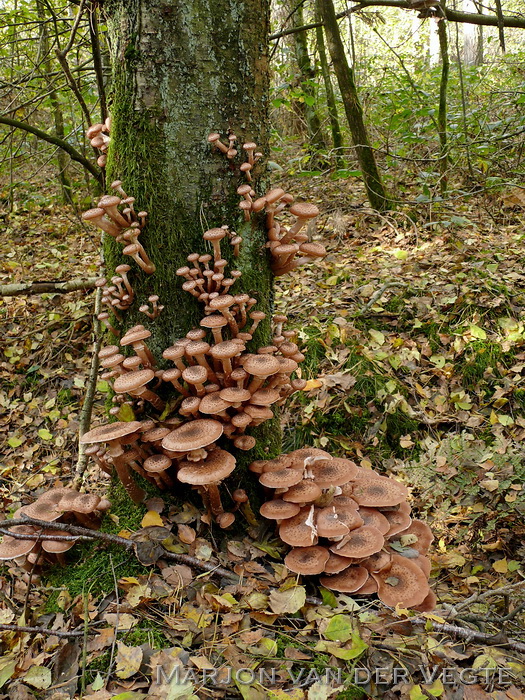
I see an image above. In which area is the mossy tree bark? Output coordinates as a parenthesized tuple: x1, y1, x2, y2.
(319, 0, 391, 210)
(101, 0, 281, 477)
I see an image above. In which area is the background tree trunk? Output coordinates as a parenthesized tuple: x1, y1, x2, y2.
(103, 0, 281, 464)
(319, 0, 390, 210)
(463, 0, 484, 65)
(290, 0, 327, 152)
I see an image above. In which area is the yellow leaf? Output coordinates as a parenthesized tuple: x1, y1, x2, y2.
(115, 641, 143, 679)
(492, 558, 508, 573)
(141, 511, 164, 528)
(303, 378, 323, 391)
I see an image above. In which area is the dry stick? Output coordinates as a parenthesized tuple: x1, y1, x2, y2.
(409, 617, 525, 654)
(357, 282, 407, 315)
(0, 277, 97, 297)
(450, 579, 525, 615)
(0, 624, 84, 638)
(73, 286, 103, 488)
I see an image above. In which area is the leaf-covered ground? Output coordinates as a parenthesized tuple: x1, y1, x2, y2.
(1, 176, 524, 699)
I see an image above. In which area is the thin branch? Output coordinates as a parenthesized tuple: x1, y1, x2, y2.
(409, 617, 525, 654)
(0, 116, 101, 182)
(0, 277, 98, 297)
(268, 1, 525, 39)
(0, 624, 84, 638)
(74, 287, 103, 487)
(357, 282, 407, 315)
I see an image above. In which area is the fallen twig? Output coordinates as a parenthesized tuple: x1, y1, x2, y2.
(409, 617, 525, 654)
(0, 624, 84, 638)
(0, 277, 98, 297)
(449, 579, 525, 615)
(357, 281, 407, 315)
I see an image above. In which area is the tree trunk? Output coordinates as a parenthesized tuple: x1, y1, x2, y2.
(36, 0, 73, 204)
(102, 0, 281, 465)
(437, 19, 450, 194)
(319, 0, 390, 210)
(315, 0, 344, 167)
(463, 0, 483, 65)
(290, 0, 327, 152)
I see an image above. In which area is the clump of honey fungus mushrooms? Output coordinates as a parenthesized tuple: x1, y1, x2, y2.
(209, 132, 327, 276)
(82, 226, 307, 527)
(87, 116, 111, 168)
(0, 488, 110, 569)
(251, 449, 435, 611)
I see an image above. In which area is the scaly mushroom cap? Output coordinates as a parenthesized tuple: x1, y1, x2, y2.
(390, 519, 434, 554)
(0, 526, 39, 560)
(143, 454, 172, 473)
(384, 507, 412, 537)
(299, 242, 326, 258)
(233, 435, 256, 450)
(259, 468, 303, 489)
(80, 421, 143, 444)
(287, 448, 332, 462)
(199, 392, 231, 415)
(142, 427, 171, 443)
(200, 314, 229, 330)
(279, 508, 318, 547)
(203, 227, 227, 242)
(120, 327, 152, 346)
(308, 458, 358, 488)
(162, 419, 223, 453)
(219, 387, 252, 404)
(330, 526, 384, 558)
(70, 494, 102, 514)
(353, 576, 379, 595)
(284, 546, 330, 575)
(315, 507, 351, 538)
(260, 499, 301, 520)
(177, 448, 235, 485)
(289, 202, 320, 220)
(113, 369, 155, 395)
(413, 589, 437, 613)
(249, 388, 281, 405)
(351, 475, 408, 508)
(362, 551, 392, 573)
(372, 554, 429, 608)
(41, 530, 77, 554)
(358, 507, 391, 535)
(333, 507, 365, 532)
(265, 188, 286, 204)
(243, 355, 281, 377)
(282, 480, 322, 504)
(182, 365, 208, 385)
(319, 566, 369, 593)
(324, 552, 355, 575)
(210, 340, 244, 360)
(412, 555, 432, 578)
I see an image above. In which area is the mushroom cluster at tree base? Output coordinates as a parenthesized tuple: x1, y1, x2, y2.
(251, 449, 435, 610)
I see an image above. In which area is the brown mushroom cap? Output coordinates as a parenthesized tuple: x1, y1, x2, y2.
(413, 589, 437, 613)
(351, 475, 408, 508)
(282, 480, 322, 504)
(319, 566, 369, 593)
(362, 551, 392, 573)
(330, 526, 384, 558)
(353, 576, 379, 595)
(162, 419, 223, 452)
(41, 530, 78, 554)
(287, 448, 332, 462)
(324, 552, 355, 575)
(219, 387, 252, 404)
(333, 507, 365, 532)
(0, 526, 38, 560)
(389, 519, 434, 554)
(358, 507, 391, 535)
(80, 421, 143, 445)
(143, 454, 172, 473)
(243, 354, 281, 378)
(113, 369, 155, 395)
(120, 327, 152, 346)
(316, 507, 351, 538)
(250, 388, 281, 405)
(308, 458, 358, 488)
(284, 546, 330, 575)
(177, 448, 236, 485)
(259, 468, 303, 489)
(260, 499, 301, 520)
(199, 392, 231, 415)
(289, 202, 320, 220)
(372, 554, 429, 608)
(384, 508, 412, 537)
(279, 508, 318, 547)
